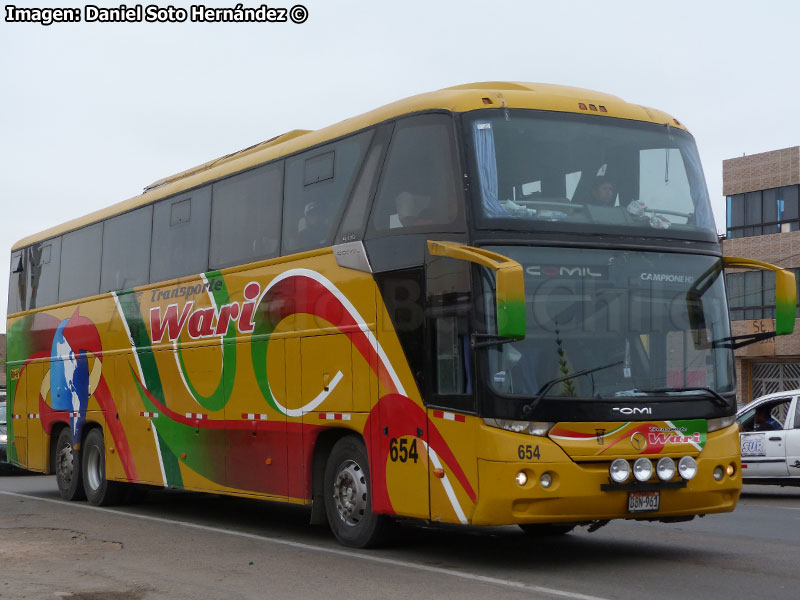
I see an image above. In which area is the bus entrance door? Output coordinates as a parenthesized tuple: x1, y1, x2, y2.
(23, 361, 46, 472)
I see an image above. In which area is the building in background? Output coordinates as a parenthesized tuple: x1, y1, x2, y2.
(723, 146, 800, 405)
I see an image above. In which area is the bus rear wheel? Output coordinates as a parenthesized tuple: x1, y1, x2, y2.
(55, 428, 86, 501)
(82, 428, 125, 506)
(323, 436, 391, 548)
(518, 523, 575, 536)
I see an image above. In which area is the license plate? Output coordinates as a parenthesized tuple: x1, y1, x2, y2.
(628, 491, 660, 513)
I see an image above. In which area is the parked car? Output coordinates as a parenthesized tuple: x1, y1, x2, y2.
(736, 390, 800, 486)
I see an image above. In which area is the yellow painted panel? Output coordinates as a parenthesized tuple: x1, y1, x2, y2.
(24, 361, 46, 472)
(299, 335, 353, 414)
(428, 414, 479, 524)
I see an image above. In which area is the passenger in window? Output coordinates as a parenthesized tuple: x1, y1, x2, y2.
(754, 405, 782, 431)
(393, 191, 435, 227)
(298, 201, 330, 248)
(585, 177, 617, 206)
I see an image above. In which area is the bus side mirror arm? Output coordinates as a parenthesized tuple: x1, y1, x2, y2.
(688, 256, 796, 350)
(427, 241, 526, 341)
(721, 256, 796, 336)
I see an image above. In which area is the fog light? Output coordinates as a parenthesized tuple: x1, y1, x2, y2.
(656, 457, 676, 481)
(633, 457, 653, 482)
(540, 472, 553, 488)
(515, 471, 528, 486)
(713, 466, 724, 481)
(609, 458, 630, 483)
(678, 456, 698, 480)
(727, 463, 736, 477)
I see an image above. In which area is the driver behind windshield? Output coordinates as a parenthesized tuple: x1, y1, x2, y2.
(754, 405, 782, 431)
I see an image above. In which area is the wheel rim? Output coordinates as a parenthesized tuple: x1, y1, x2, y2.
(332, 459, 368, 527)
(57, 441, 74, 487)
(86, 444, 102, 492)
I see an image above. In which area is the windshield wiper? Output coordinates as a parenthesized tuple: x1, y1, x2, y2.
(632, 386, 729, 408)
(522, 360, 623, 416)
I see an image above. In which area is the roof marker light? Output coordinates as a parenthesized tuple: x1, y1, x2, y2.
(599, 105, 607, 113)
(578, 103, 587, 110)
(482, 97, 493, 105)
(589, 104, 598, 111)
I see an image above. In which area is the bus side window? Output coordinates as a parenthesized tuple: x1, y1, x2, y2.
(9, 250, 25, 313)
(282, 131, 373, 255)
(337, 125, 391, 243)
(367, 114, 464, 235)
(210, 162, 283, 269)
(60, 224, 102, 303)
(101, 206, 152, 292)
(150, 187, 212, 283)
(426, 256, 473, 411)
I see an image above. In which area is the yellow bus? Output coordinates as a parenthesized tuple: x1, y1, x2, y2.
(6, 82, 796, 547)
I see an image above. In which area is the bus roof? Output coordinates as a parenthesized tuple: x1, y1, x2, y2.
(13, 81, 685, 250)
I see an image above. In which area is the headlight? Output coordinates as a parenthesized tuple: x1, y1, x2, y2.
(609, 458, 630, 483)
(633, 457, 653, 482)
(656, 457, 676, 481)
(483, 418, 554, 436)
(0, 434, 7, 444)
(678, 456, 698, 480)
(708, 415, 736, 432)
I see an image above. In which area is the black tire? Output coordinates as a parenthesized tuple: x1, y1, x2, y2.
(55, 428, 85, 501)
(323, 436, 392, 548)
(519, 523, 575, 536)
(81, 428, 125, 506)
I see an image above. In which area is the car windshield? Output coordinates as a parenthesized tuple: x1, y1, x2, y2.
(481, 247, 734, 398)
(465, 110, 716, 240)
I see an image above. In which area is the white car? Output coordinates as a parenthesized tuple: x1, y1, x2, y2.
(737, 390, 800, 486)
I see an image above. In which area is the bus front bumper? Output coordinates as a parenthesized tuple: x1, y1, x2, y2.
(471, 449, 741, 525)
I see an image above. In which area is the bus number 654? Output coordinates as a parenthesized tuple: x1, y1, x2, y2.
(389, 438, 419, 463)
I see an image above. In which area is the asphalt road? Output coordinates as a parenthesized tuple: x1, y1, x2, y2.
(1, 471, 798, 600)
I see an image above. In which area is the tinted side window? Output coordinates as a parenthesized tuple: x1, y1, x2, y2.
(282, 131, 373, 254)
(101, 206, 152, 292)
(427, 256, 473, 409)
(8, 250, 24, 314)
(150, 187, 211, 283)
(338, 126, 391, 243)
(210, 162, 283, 269)
(368, 114, 463, 235)
(60, 225, 102, 302)
(31, 240, 62, 308)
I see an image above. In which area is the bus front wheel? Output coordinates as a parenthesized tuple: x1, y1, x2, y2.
(82, 428, 125, 506)
(55, 428, 86, 501)
(323, 436, 391, 548)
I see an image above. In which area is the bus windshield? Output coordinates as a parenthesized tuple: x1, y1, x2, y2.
(482, 246, 735, 399)
(466, 110, 716, 238)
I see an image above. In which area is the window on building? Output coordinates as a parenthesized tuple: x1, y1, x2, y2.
(727, 185, 800, 238)
(726, 269, 797, 321)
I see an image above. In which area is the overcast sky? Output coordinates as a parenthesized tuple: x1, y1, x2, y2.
(2, 0, 799, 331)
